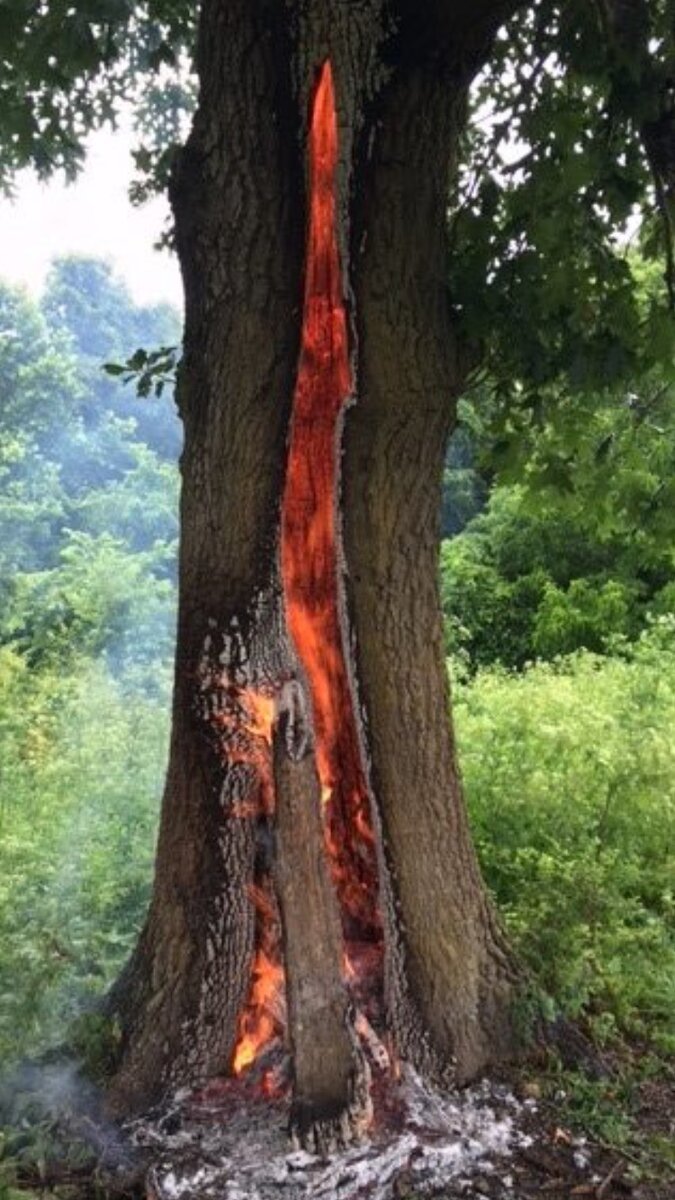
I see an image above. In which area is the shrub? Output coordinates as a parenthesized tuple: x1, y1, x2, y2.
(0, 656, 169, 1064)
(453, 618, 675, 1049)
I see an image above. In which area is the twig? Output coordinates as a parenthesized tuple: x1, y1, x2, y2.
(597, 1158, 625, 1199)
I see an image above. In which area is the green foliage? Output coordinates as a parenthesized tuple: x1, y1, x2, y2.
(69, 1012, 123, 1084)
(2, 0, 675, 419)
(441, 414, 488, 537)
(0, 263, 180, 696)
(43, 256, 182, 456)
(0, 258, 179, 1066)
(452, 2, 675, 407)
(440, 258, 675, 669)
(104, 342, 179, 399)
(440, 485, 658, 667)
(531, 1058, 675, 1186)
(533, 577, 636, 658)
(440, 400, 675, 667)
(0, 284, 82, 440)
(449, 253, 675, 527)
(3, 530, 176, 671)
(44, 257, 179, 366)
(454, 619, 675, 1050)
(0, 0, 196, 190)
(0, 652, 170, 1064)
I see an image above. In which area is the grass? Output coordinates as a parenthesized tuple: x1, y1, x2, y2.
(454, 617, 675, 1053)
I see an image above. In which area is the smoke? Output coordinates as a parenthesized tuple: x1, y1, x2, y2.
(0, 1056, 144, 1181)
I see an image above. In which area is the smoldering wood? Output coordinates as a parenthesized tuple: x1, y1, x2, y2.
(129, 1069, 530, 1200)
(106, 0, 526, 1117)
(272, 680, 370, 1152)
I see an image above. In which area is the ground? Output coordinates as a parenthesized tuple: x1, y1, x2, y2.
(0, 1042, 672, 1200)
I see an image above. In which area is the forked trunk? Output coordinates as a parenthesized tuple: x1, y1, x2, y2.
(106, 0, 521, 1140)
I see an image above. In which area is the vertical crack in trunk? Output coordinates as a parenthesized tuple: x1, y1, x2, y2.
(280, 58, 383, 977)
(223, 61, 383, 1144)
(105, 22, 520, 1124)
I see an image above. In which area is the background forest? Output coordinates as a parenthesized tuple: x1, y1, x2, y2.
(1, 253, 674, 1161)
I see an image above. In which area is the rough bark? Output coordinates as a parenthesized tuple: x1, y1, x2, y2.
(106, 0, 524, 1120)
(344, 48, 519, 1084)
(104, 0, 303, 1116)
(273, 682, 369, 1151)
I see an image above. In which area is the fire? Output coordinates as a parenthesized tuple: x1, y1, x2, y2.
(279, 60, 381, 940)
(232, 883, 285, 1077)
(231, 949, 284, 1075)
(280, 62, 382, 953)
(197, 674, 285, 1076)
(242, 691, 276, 743)
(229, 59, 383, 1084)
(205, 682, 276, 818)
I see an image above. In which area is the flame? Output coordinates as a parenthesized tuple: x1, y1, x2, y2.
(232, 880, 285, 1076)
(280, 62, 382, 948)
(231, 949, 284, 1074)
(230, 59, 384, 1085)
(198, 677, 285, 1076)
(206, 682, 276, 817)
(243, 691, 276, 743)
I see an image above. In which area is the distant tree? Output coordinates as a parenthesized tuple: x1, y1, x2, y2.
(43, 257, 179, 363)
(442, 257, 675, 667)
(43, 257, 182, 456)
(0, 282, 81, 438)
(441, 486, 650, 667)
(0, 267, 179, 672)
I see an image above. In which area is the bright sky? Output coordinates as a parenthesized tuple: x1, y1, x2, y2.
(0, 126, 183, 310)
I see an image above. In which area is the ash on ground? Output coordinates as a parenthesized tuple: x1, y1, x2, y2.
(127, 1068, 535, 1200)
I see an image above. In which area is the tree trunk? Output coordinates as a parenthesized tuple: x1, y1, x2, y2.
(106, 0, 522, 1125)
(344, 55, 518, 1085)
(273, 682, 369, 1151)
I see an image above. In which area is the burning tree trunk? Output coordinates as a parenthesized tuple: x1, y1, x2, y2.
(105, 0, 522, 1139)
(273, 681, 370, 1151)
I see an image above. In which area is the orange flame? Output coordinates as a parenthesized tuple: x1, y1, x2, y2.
(243, 691, 276, 742)
(199, 680, 285, 1077)
(208, 684, 276, 816)
(232, 880, 285, 1076)
(280, 61, 382, 945)
(231, 950, 284, 1074)
(230, 59, 383, 1084)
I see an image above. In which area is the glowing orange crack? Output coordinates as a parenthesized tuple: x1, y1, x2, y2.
(280, 58, 380, 939)
(231, 58, 382, 1081)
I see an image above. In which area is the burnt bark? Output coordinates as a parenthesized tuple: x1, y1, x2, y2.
(106, 0, 524, 1121)
(104, 0, 303, 1117)
(273, 682, 369, 1151)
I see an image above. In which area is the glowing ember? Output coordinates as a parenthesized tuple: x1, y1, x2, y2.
(224, 714, 283, 1079)
(196, 672, 284, 1077)
(231, 881, 285, 1077)
(242, 692, 276, 744)
(231, 946, 284, 1076)
(203, 679, 276, 817)
(280, 60, 382, 947)
(230, 58, 383, 1083)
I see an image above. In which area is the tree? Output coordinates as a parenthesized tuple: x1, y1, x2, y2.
(3, 0, 675, 1149)
(43, 256, 183, 456)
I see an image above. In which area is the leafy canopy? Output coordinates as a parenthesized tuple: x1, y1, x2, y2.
(0, 0, 195, 192)
(3, 1, 675, 403)
(3, 0, 675, 481)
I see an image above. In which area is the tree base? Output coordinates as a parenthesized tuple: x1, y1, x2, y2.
(289, 1050, 372, 1154)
